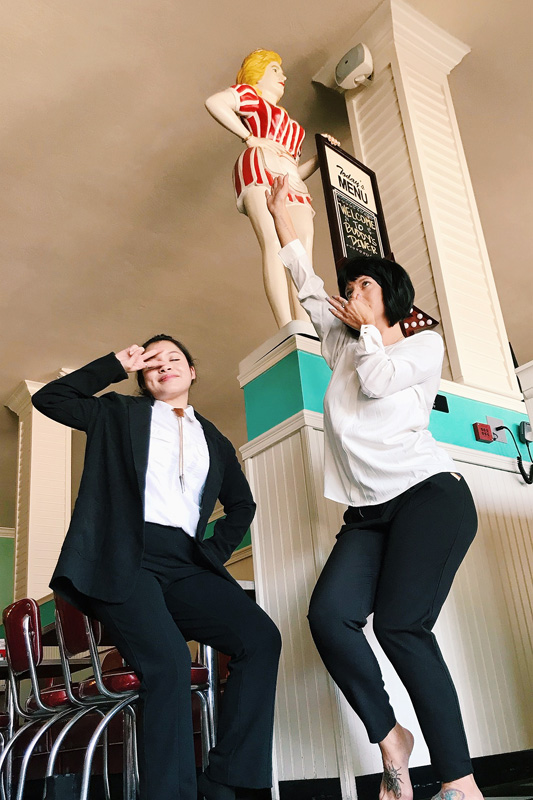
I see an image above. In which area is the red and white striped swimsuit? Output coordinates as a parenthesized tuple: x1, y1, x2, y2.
(230, 84, 313, 215)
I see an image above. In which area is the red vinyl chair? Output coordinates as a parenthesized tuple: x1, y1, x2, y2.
(0, 599, 74, 800)
(53, 594, 212, 800)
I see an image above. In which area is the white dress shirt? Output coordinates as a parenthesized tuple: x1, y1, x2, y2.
(144, 401, 210, 535)
(280, 239, 455, 506)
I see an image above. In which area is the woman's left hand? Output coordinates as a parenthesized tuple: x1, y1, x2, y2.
(328, 294, 375, 330)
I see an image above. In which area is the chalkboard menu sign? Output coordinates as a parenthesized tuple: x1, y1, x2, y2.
(316, 134, 439, 338)
(315, 134, 391, 268)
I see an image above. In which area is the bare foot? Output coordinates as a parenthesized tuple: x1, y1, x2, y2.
(435, 774, 484, 800)
(378, 723, 414, 800)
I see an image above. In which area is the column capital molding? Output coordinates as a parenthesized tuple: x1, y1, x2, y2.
(6, 380, 44, 417)
(389, 0, 470, 75)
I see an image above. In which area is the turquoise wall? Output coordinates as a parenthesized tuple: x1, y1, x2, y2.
(0, 537, 14, 614)
(204, 519, 251, 550)
(243, 348, 530, 459)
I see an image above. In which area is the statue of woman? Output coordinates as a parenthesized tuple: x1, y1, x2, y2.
(206, 49, 338, 328)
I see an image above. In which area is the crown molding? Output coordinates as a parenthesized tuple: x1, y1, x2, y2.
(6, 380, 45, 416)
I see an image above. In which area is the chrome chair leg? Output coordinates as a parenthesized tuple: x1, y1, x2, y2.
(0, 732, 5, 800)
(198, 644, 218, 746)
(43, 705, 115, 800)
(102, 725, 111, 800)
(194, 690, 211, 769)
(122, 706, 136, 800)
(0, 719, 42, 798)
(45, 706, 96, 780)
(15, 709, 72, 800)
(80, 695, 138, 800)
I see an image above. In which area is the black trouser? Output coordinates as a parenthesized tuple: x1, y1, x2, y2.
(307, 472, 478, 783)
(89, 523, 281, 800)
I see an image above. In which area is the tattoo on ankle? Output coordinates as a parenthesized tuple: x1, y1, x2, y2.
(383, 762, 403, 799)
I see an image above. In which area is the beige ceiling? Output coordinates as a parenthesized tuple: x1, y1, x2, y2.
(1, 0, 532, 527)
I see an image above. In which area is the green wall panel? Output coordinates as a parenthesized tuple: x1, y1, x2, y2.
(204, 519, 251, 550)
(0, 537, 14, 614)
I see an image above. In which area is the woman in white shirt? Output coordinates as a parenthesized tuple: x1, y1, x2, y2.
(267, 176, 483, 800)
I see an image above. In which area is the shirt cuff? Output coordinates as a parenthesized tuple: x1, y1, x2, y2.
(356, 325, 384, 354)
(279, 238, 307, 267)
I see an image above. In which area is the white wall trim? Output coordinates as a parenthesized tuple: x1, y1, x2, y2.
(439, 379, 526, 414)
(239, 325, 320, 387)
(241, 408, 525, 476)
(240, 410, 324, 460)
(442, 442, 526, 474)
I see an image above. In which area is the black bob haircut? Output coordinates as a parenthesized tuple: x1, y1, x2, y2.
(136, 334, 196, 398)
(337, 255, 415, 327)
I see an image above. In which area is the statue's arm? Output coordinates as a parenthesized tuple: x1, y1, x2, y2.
(205, 88, 251, 140)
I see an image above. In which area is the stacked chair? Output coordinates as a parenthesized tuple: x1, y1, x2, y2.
(0, 599, 75, 800)
(0, 596, 215, 799)
(53, 593, 214, 800)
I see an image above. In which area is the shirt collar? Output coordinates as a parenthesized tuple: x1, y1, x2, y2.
(154, 400, 196, 421)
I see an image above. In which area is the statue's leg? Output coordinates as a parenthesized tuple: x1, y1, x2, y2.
(286, 204, 315, 321)
(243, 186, 293, 329)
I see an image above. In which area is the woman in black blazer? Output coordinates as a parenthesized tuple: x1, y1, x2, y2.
(32, 334, 281, 800)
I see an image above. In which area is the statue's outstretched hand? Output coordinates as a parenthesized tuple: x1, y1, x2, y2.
(265, 174, 290, 218)
(115, 345, 165, 374)
(320, 133, 341, 147)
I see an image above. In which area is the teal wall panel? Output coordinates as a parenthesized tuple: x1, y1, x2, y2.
(244, 350, 330, 440)
(244, 351, 304, 440)
(243, 348, 530, 460)
(204, 519, 251, 550)
(429, 392, 530, 460)
(0, 537, 14, 614)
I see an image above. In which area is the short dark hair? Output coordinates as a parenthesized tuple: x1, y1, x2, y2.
(337, 255, 414, 326)
(136, 334, 196, 398)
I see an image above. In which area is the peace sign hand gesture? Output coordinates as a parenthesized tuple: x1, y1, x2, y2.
(114, 345, 165, 374)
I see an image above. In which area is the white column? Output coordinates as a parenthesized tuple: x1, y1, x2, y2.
(6, 381, 71, 600)
(316, 0, 520, 402)
(516, 360, 533, 426)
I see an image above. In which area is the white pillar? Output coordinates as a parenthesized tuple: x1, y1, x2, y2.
(6, 381, 71, 600)
(516, 360, 533, 426)
(316, 0, 520, 402)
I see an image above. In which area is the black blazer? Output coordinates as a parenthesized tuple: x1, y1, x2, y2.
(32, 353, 256, 610)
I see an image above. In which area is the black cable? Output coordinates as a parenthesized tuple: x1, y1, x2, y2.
(496, 425, 533, 485)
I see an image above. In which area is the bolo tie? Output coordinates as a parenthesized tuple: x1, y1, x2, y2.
(172, 407, 186, 492)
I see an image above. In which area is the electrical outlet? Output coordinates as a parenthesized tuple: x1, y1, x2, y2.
(473, 423, 493, 442)
(486, 416, 507, 443)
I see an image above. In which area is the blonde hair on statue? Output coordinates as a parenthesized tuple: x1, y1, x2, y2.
(236, 49, 282, 94)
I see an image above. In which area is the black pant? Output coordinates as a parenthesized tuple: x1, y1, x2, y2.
(89, 523, 281, 800)
(307, 472, 478, 783)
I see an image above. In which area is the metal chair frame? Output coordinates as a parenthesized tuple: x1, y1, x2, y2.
(53, 601, 138, 800)
(0, 603, 78, 800)
(54, 598, 214, 800)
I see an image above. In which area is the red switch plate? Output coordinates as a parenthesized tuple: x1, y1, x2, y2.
(473, 422, 493, 443)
